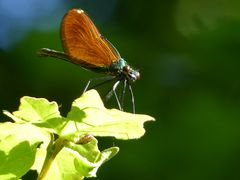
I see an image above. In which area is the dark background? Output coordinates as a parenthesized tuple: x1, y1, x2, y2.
(1, 0, 240, 179)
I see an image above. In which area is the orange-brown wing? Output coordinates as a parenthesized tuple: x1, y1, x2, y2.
(61, 9, 120, 68)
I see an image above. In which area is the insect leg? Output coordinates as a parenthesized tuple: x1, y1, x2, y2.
(127, 82, 135, 113)
(119, 79, 127, 111)
(112, 80, 122, 110)
(83, 76, 116, 93)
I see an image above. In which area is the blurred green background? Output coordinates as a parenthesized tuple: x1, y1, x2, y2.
(1, 0, 240, 179)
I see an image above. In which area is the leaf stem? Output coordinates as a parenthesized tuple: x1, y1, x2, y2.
(37, 135, 68, 180)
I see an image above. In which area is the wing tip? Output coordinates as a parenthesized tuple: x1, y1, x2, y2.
(69, 8, 84, 15)
(76, 9, 84, 14)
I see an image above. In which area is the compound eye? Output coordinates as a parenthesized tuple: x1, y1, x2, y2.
(135, 71, 140, 80)
(123, 65, 130, 72)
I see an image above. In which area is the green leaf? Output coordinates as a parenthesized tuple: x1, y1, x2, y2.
(2, 110, 23, 123)
(1, 89, 155, 179)
(12, 96, 61, 123)
(41, 136, 119, 179)
(0, 122, 50, 179)
(61, 89, 155, 139)
(4, 90, 154, 140)
(4, 97, 66, 134)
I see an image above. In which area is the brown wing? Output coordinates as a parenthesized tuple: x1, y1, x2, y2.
(61, 9, 120, 68)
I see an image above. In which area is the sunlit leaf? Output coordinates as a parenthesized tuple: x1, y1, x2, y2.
(0, 122, 50, 179)
(62, 90, 155, 139)
(41, 136, 118, 179)
(13, 96, 61, 122)
(1, 89, 154, 179)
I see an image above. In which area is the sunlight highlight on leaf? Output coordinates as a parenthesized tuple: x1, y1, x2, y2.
(1, 89, 155, 179)
(62, 89, 155, 139)
(13, 96, 61, 122)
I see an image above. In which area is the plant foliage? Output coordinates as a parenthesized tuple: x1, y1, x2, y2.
(0, 90, 154, 179)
